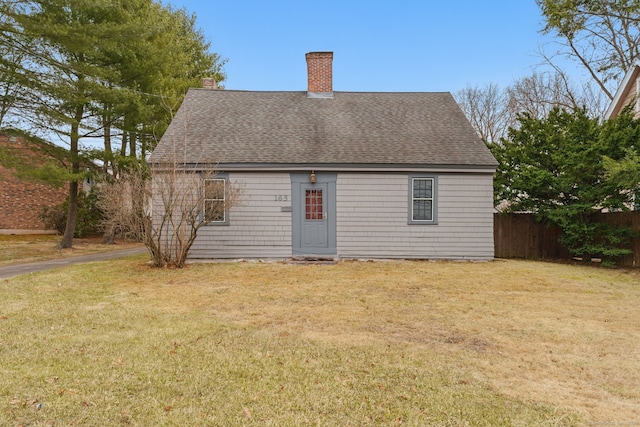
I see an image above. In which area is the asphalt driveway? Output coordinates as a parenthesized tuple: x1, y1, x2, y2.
(0, 247, 148, 279)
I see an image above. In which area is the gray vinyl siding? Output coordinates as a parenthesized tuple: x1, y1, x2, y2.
(185, 171, 494, 260)
(188, 173, 292, 259)
(336, 173, 494, 260)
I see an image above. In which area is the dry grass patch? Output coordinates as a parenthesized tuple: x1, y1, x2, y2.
(0, 257, 638, 425)
(0, 234, 143, 266)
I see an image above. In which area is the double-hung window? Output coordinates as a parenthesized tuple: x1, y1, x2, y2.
(408, 176, 437, 224)
(204, 178, 227, 224)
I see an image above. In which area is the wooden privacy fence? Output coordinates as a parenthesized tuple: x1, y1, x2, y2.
(494, 212, 640, 267)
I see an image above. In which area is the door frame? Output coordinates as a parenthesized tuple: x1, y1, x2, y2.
(291, 172, 337, 256)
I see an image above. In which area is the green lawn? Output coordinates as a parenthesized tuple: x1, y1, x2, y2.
(1, 256, 638, 426)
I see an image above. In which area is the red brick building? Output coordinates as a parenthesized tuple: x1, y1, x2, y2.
(0, 131, 68, 233)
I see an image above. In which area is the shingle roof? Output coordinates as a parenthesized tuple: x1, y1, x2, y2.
(150, 89, 498, 168)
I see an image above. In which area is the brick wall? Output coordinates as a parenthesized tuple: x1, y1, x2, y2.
(0, 134, 68, 231)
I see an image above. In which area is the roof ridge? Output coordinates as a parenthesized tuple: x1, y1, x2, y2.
(190, 88, 452, 95)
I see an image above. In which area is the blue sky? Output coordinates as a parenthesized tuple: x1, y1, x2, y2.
(165, 0, 571, 93)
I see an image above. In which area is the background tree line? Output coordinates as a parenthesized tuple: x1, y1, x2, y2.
(456, 0, 640, 263)
(0, 0, 225, 248)
(456, 0, 640, 141)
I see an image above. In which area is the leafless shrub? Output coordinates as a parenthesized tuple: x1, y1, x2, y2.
(96, 159, 240, 268)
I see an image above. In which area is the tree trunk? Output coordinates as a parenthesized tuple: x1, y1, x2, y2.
(129, 128, 136, 158)
(102, 108, 112, 173)
(141, 133, 147, 162)
(59, 103, 83, 248)
(59, 180, 78, 248)
(101, 107, 116, 244)
(120, 130, 128, 157)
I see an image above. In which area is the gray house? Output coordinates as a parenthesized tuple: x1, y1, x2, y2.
(150, 52, 498, 260)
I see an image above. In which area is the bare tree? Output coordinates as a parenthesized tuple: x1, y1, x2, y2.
(454, 83, 514, 142)
(537, 0, 640, 100)
(507, 71, 607, 119)
(96, 158, 241, 268)
(456, 70, 610, 143)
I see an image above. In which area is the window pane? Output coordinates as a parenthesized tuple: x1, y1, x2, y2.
(413, 200, 432, 221)
(205, 200, 225, 222)
(413, 179, 432, 198)
(305, 189, 323, 220)
(205, 179, 225, 199)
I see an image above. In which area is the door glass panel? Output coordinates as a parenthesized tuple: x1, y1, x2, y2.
(305, 189, 323, 220)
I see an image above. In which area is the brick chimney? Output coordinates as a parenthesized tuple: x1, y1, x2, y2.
(306, 52, 333, 98)
(202, 77, 217, 89)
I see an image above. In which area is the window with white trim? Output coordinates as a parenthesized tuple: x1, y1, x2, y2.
(204, 178, 226, 223)
(408, 176, 437, 224)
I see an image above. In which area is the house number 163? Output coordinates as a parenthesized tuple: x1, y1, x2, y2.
(274, 195, 288, 201)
